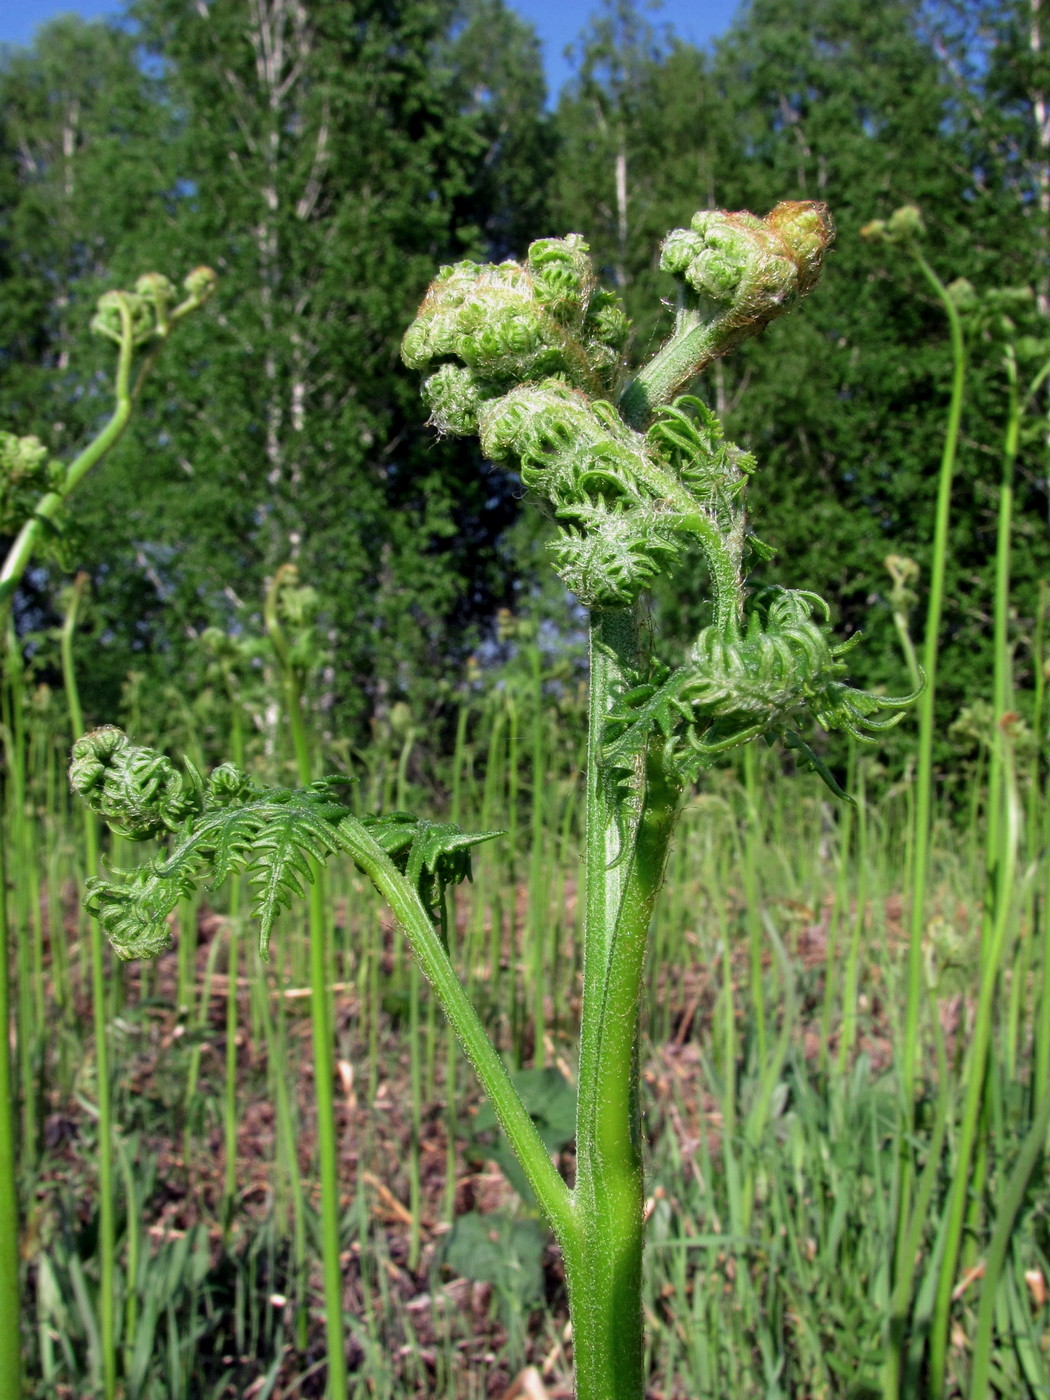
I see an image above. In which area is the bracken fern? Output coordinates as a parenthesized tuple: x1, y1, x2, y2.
(69, 199, 920, 1400)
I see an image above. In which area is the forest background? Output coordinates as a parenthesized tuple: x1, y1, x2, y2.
(1, 0, 1047, 767)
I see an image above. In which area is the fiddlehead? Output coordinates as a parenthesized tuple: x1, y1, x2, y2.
(90, 267, 217, 353)
(0, 265, 217, 611)
(401, 234, 629, 436)
(620, 201, 834, 428)
(0, 434, 69, 558)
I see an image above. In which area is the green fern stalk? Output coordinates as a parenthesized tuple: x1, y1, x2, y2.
(263, 564, 348, 1396)
(968, 1083, 1050, 1400)
(862, 211, 966, 1119)
(928, 724, 1023, 1396)
(0, 816, 20, 1400)
(927, 303, 1050, 1400)
(861, 210, 966, 1400)
(60, 572, 118, 1400)
(223, 699, 245, 1243)
(4, 640, 37, 1161)
(1034, 583, 1050, 1099)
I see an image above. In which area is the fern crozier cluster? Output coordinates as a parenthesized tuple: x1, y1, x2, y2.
(90, 266, 218, 346)
(400, 201, 916, 798)
(0, 433, 64, 540)
(661, 201, 832, 353)
(401, 234, 629, 436)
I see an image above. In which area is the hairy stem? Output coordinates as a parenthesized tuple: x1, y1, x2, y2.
(338, 818, 577, 1247)
(619, 306, 712, 429)
(613, 453, 743, 638)
(566, 608, 681, 1400)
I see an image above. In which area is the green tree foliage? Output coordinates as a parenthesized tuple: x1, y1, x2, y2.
(1, 2, 548, 733)
(0, 18, 170, 425)
(94, 0, 547, 729)
(452, 0, 554, 257)
(1, 0, 1047, 755)
(711, 0, 1050, 734)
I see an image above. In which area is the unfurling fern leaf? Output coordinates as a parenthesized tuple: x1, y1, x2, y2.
(361, 812, 503, 922)
(603, 588, 921, 797)
(70, 729, 502, 961)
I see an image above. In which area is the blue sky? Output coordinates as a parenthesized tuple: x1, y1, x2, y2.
(0, 1, 742, 96)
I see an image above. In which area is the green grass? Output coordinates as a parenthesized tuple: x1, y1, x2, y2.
(5, 670, 1050, 1398)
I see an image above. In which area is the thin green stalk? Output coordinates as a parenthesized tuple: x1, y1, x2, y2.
(965, 345, 1046, 1274)
(883, 1021, 951, 1395)
(176, 898, 197, 1017)
(222, 896, 241, 1239)
(408, 957, 423, 1272)
(86, 807, 115, 1400)
(443, 893, 460, 1226)
(0, 816, 22, 1400)
(260, 962, 307, 1317)
(450, 700, 469, 828)
(820, 754, 854, 1071)
(223, 701, 245, 1242)
(888, 245, 966, 1396)
(742, 746, 767, 1065)
(265, 569, 347, 1400)
(529, 646, 548, 1064)
(183, 927, 224, 1172)
(900, 245, 966, 1109)
(976, 348, 1021, 966)
(4, 656, 37, 1161)
(115, 1134, 141, 1383)
(928, 730, 1021, 1395)
(337, 817, 575, 1245)
(479, 707, 506, 1022)
(1035, 583, 1050, 1097)
(838, 760, 869, 1071)
(61, 571, 117, 1400)
(968, 1085, 1050, 1400)
(305, 872, 343, 1389)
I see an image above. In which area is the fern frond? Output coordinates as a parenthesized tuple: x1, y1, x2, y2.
(548, 500, 683, 607)
(71, 729, 502, 962)
(243, 788, 352, 956)
(604, 588, 921, 796)
(84, 860, 198, 961)
(646, 396, 756, 506)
